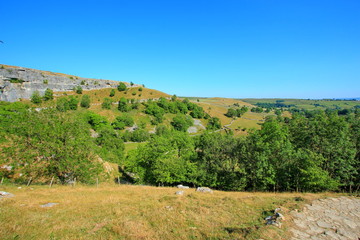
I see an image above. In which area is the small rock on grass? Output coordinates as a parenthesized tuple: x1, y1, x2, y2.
(40, 203, 59, 208)
(196, 187, 213, 193)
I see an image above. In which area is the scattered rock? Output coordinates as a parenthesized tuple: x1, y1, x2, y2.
(165, 206, 173, 211)
(175, 191, 184, 195)
(177, 184, 189, 189)
(290, 197, 360, 240)
(0, 191, 14, 198)
(196, 187, 213, 193)
(40, 203, 59, 208)
(265, 208, 285, 228)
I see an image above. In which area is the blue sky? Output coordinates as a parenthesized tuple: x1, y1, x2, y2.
(1, 0, 359, 99)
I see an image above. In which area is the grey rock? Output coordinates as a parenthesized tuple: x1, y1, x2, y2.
(0, 65, 135, 102)
(175, 191, 184, 195)
(40, 203, 59, 208)
(0, 191, 14, 198)
(196, 187, 213, 193)
(177, 184, 189, 189)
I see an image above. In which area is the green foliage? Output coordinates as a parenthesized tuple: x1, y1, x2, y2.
(171, 114, 193, 132)
(31, 91, 42, 104)
(1, 109, 102, 184)
(118, 97, 130, 112)
(117, 82, 127, 91)
(68, 96, 79, 110)
(80, 80, 86, 85)
(101, 98, 112, 109)
(112, 114, 134, 130)
(225, 106, 248, 118)
(109, 89, 115, 97)
(80, 95, 91, 108)
(43, 88, 53, 101)
(207, 117, 221, 130)
(8, 78, 24, 83)
(43, 79, 48, 84)
(86, 112, 109, 130)
(138, 87, 143, 91)
(95, 127, 124, 165)
(74, 86, 83, 94)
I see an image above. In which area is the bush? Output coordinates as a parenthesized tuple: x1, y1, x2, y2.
(102, 98, 112, 109)
(31, 91, 42, 104)
(80, 95, 91, 108)
(74, 86, 83, 94)
(110, 89, 115, 97)
(118, 97, 130, 112)
(171, 114, 193, 132)
(117, 82, 127, 91)
(207, 117, 221, 130)
(43, 88, 53, 101)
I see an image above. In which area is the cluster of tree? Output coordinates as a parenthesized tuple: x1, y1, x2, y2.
(124, 110, 360, 192)
(255, 102, 295, 108)
(251, 107, 264, 113)
(0, 104, 103, 184)
(30, 89, 54, 104)
(144, 97, 209, 125)
(225, 106, 248, 118)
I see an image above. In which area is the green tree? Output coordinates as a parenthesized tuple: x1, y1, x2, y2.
(101, 98, 112, 109)
(31, 91, 42, 104)
(118, 97, 129, 112)
(207, 117, 221, 130)
(68, 96, 79, 110)
(110, 89, 116, 97)
(74, 86, 83, 94)
(43, 88, 53, 101)
(171, 114, 193, 132)
(80, 95, 91, 108)
(117, 82, 127, 91)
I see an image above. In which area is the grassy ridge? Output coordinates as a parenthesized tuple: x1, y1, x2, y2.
(242, 98, 360, 110)
(0, 185, 341, 240)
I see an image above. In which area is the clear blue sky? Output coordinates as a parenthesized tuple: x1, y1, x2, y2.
(1, 0, 359, 99)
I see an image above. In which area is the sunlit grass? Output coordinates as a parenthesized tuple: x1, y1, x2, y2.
(0, 184, 343, 240)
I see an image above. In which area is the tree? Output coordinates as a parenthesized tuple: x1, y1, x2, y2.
(171, 114, 193, 132)
(74, 86, 83, 94)
(80, 95, 90, 108)
(117, 82, 127, 91)
(2, 109, 102, 184)
(101, 98, 112, 109)
(110, 89, 116, 97)
(31, 91, 42, 104)
(118, 97, 129, 112)
(207, 117, 221, 130)
(56, 98, 70, 112)
(68, 96, 78, 110)
(43, 88, 53, 101)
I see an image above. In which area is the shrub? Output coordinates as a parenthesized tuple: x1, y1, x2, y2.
(80, 95, 91, 108)
(80, 80, 86, 85)
(43, 79, 48, 84)
(117, 82, 127, 91)
(31, 91, 42, 104)
(102, 98, 112, 109)
(110, 89, 115, 97)
(43, 88, 53, 101)
(74, 86, 83, 94)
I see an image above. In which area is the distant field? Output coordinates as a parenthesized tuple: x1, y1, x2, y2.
(0, 185, 343, 240)
(241, 98, 360, 110)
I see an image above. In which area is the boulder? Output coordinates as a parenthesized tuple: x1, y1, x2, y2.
(196, 187, 213, 193)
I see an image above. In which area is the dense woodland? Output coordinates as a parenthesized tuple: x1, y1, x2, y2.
(0, 94, 359, 192)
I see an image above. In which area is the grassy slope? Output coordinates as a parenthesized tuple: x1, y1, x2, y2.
(0, 184, 343, 240)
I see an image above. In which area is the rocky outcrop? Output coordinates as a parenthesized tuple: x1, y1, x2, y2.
(0, 64, 134, 102)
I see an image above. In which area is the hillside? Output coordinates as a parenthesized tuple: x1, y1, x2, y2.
(0, 64, 136, 102)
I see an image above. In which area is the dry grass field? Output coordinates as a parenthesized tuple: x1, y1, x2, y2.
(0, 184, 342, 240)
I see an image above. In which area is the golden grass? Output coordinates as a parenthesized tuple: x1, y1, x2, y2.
(0, 184, 343, 240)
